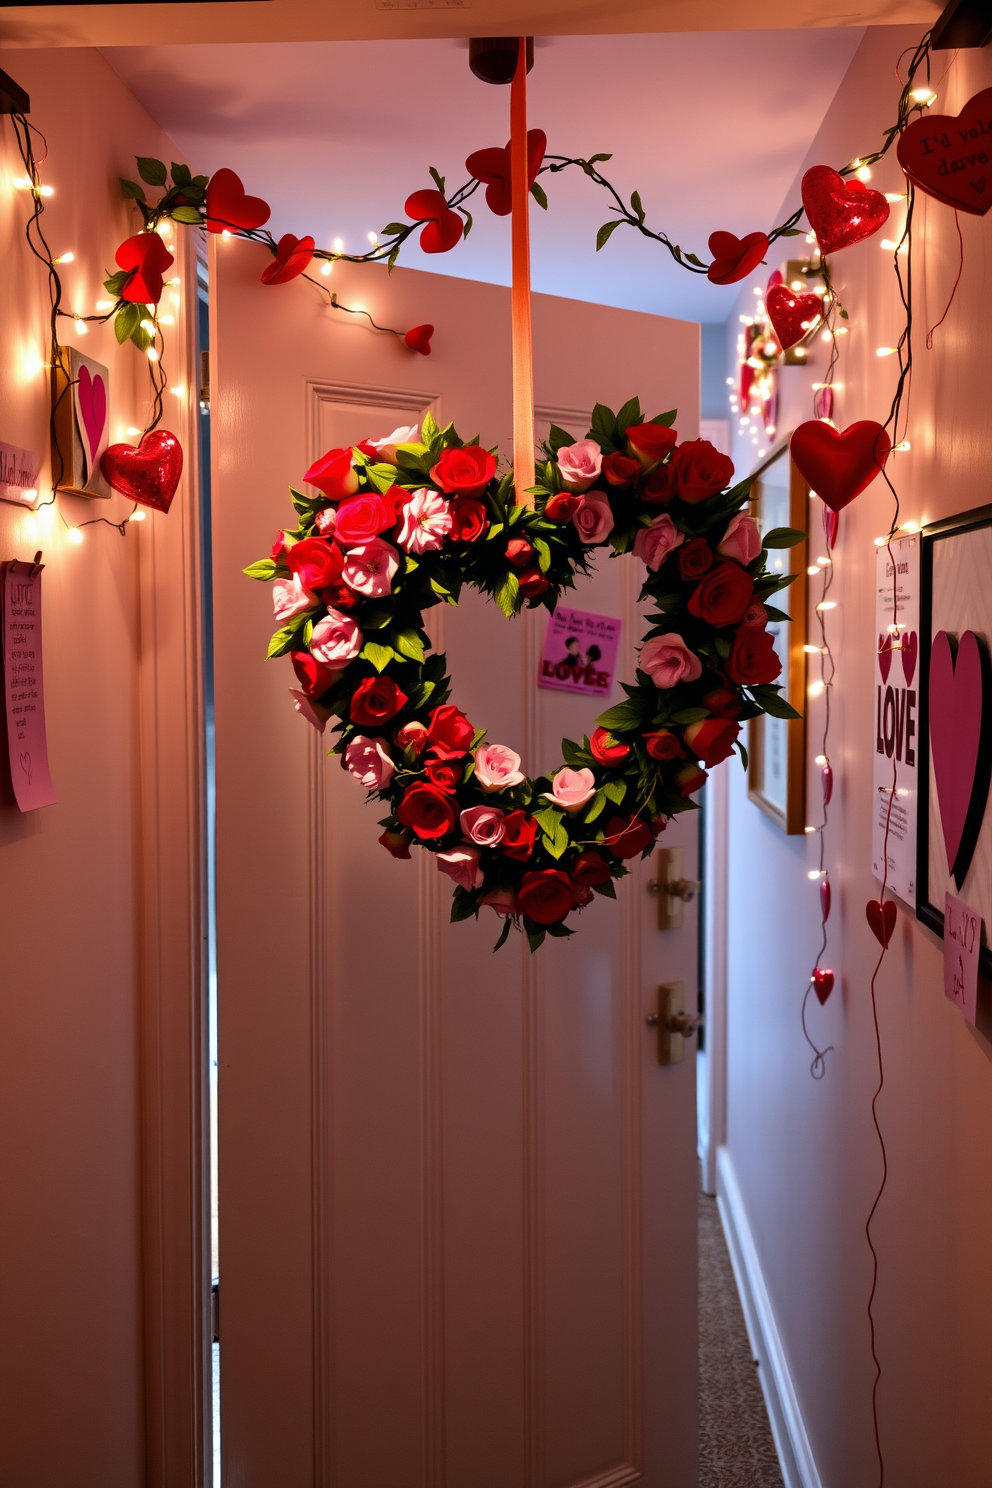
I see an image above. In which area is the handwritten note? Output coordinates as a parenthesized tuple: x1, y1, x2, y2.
(943, 892, 981, 1026)
(538, 606, 621, 698)
(0, 441, 41, 510)
(2, 561, 56, 811)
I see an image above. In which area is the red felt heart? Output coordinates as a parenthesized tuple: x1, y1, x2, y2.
(404, 189, 464, 254)
(100, 429, 183, 513)
(801, 165, 890, 254)
(260, 233, 315, 285)
(765, 282, 824, 349)
(901, 630, 918, 686)
(896, 88, 992, 215)
(866, 898, 897, 948)
(790, 420, 891, 512)
(465, 129, 547, 216)
(115, 232, 174, 305)
(820, 879, 832, 923)
(706, 230, 769, 286)
(928, 629, 992, 888)
(404, 323, 434, 356)
(811, 967, 834, 1005)
(878, 633, 894, 683)
(822, 503, 839, 550)
(205, 168, 271, 235)
(821, 762, 833, 807)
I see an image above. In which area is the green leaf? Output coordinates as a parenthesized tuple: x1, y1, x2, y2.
(493, 571, 520, 619)
(595, 699, 643, 733)
(526, 927, 547, 953)
(267, 617, 308, 659)
(603, 777, 626, 804)
(493, 917, 513, 952)
(671, 707, 709, 725)
(170, 162, 192, 187)
(630, 189, 645, 223)
(460, 208, 473, 238)
(103, 269, 129, 296)
(429, 166, 446, 195)
(547, 424, 575, 454)
(588, 152, 613, 164)
(615, 397, 642, 434)
(757, 692, 801, 721)
(171, 204, 203, 225)
(421, 410, 440, 446)
(532, 537, 551, 574)
(381, 222, 408, 237)
(684, 252, 706, 267)
(736, 740, 749, 770)
(762, 604, 790, 622)
(114, 303, 141, 344)
(543, 817, 569, 860)
(362, 641, 396, 672)
(119, 178, 146, 202)
(763, 526, 807, 549)
(366, 462, 398, 493)
(136, 156, 168, 186)
(450, 885, 481, 923)
(243, 558, 277, 581)
(394, 628, 425, 663)
(650, 409, 678, 428)
(596, 219, 623, 252)
(530, 181, 548, 210)
(584, 791, 607, 824)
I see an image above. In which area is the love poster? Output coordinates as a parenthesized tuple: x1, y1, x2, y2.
(871, 533, 919, 904)
(2, 561, 56, 811)
(538, 606, 621, 697)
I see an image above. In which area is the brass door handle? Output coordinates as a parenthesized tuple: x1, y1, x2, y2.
(648, 848, 699, 929)
(645, 1010, 703, 1036)
(646, 982, 700, 1064)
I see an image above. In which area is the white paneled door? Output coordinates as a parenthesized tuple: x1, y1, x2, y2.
(211, 243, 700, 1488)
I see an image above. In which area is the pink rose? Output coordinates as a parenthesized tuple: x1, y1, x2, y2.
(309, 606, 363, 666)
(481, 887, 520, 917)
(639, 634, 703, 688)
(343, 734, 395, 789)
(459, 804, 506, 846)
(397, 488, 453, 555)
(572, 490, 615, 546)
(272, 572, 318, 623)
(342, 539, 400, 597)
(717, 513, 762, 566)
(741, 600, 768, 628)
(543, 766, 596, 813)
(289, 688, 332, 732)
(557, 438, 603, 493)
(632, 513, 684, 571)
(474, 743, 524, 792)
(436, 844, 484, 891)
(365, 424, 420, 465)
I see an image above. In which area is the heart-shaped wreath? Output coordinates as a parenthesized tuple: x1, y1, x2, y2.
(246, 400, 802, 950)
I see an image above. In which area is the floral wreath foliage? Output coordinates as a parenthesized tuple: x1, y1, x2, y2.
(246, 402, 803, 951)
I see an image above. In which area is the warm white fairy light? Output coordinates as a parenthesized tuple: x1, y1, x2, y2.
(127, 426, 142, 436)
(804, 644, 824, 654)
(170, 384, 185, 397)
(856, 165, 872, 181)
(333, 237, 344, 253)
(911, 87, 937, 106)
(880, 239, 908, 253)
(129, 509, 147, 522)
(808, 679, 825, 697)
(876, 346, 897, 357)
(816, 600, 837, 611)
(807, 869, 827, 880)
(894, 441, 911, 451)
(158, 314, 175, 325)
(140, 319, 156, 335)
(68, 527, 83, 545)
(54, 251, 74, 264)
(147, 347, 159, 362)
(74, 316, 87, 335)
(96, 299, 115, 311)
(320, 261, 333, 276)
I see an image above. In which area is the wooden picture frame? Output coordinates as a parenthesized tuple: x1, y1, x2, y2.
(746, 439, 808, 834)
(52, 347, 112, 499)
(916, 502, 992, 977)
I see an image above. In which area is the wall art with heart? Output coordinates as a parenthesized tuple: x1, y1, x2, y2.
(872, 532, 920, 905)
(918, 509, 992, 976)
(52, 348, 112, 499)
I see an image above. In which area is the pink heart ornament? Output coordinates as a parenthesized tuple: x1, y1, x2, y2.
(928, 629, 992, 889)
(78, 365, 107, 463)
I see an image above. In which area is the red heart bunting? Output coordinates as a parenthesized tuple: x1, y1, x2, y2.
(801, 165, 889, 254)
(404, 189, 464, 254)
(115, 232, 174, 305)
(100, 429, 183, 513)
(765, 282, 824, 349)
(812, 967, 834, 1004)
(790, 420, 891, 513)
(466, 129, 547, 216)
(706, 230, 769, 285)
(404, 324, 434, 355)
(866, 898, 897, 948)
(896, 88, 992, 215)
(205, 168, 271, 235)
(260, 234, 315, 285)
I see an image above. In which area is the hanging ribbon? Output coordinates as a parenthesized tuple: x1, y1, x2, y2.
(510, 36, 535, 507)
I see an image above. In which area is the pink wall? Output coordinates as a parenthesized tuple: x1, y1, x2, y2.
(0, 48, 205, 1486)
(721, 26, 992, 1488)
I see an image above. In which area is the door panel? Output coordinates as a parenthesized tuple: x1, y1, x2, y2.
(211, 242, 699, 1488)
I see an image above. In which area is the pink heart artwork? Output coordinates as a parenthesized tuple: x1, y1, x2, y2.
(929, 629, 992, 889)
(878, 633, 893, 683)
(77, 365, 107, 463)
(901, 630, 918, 686)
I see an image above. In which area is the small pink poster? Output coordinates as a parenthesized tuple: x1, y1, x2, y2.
(538, 606, 621, 698)
(3, 561, 56, 811)
(943, 891, 980, 1026)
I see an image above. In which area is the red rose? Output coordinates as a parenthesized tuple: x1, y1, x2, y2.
(644, 728, 684, 761)
(518, 869, 576, 925)
(677, 538, 713, 579)
(571, 849, 613, 888)
(432, 445, 496, 495)
(321, 580, 357, 611)
(625, 422, 678, 469)
(287, 536, 344, 592)
(675, 762, 708, 798)
(379, 828, 412, 859)
(426, 703, 475, 758)
(395, 720, 428, 755)
(304, 446, 359, 501)
(449, 498, 488, 542)
(271, 530, 292, 563)
(687, 562, 754, 627)
(425, 758, 462, 792)
(702, 687, 742, 719)
(501, 810, 539, 861)
(351, 675, 408, 727)
(590, 727, 631, 766)
(291, 649, 340, 700)
(672, 440, 735, 503)
(604, 813, 655, 859)
(517, 566, 549, 599)
(544, 491, 581, 521)
(683, 717, 741, 767)
(334, 492, 397, 545)
(396, 782, 457, 840)
(506, 538, 534, 568)
(726, 626, 782, 686)
(601, 452, 640, 488)
(641, 465, 678, 505)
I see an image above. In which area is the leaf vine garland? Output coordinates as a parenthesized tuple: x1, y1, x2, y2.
(245, 401, 803, 951)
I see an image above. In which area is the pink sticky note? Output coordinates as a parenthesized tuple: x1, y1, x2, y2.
(943, 891, 981, 1026)
(538, 606, 621, 697)
(3, 561, 56, 811)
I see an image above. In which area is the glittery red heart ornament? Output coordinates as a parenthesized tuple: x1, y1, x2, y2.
(896, 88, 992, 215)
(812, 967, 834, 1004)
(116, 232, 174, 305)
(260, 233, 315, 285)
(466, 129, 546, 216)
(706, 230, 769, 285)
(801, 165, 889, 254)
(866, 898, 897, 948)
(100, 429, 183, 513)
(404, 189, 464, 254)
(205, 168, 271, 235)
(766, 282, 824, 349)
(790, 420, 891, 512)
(404, 323, 434, 356)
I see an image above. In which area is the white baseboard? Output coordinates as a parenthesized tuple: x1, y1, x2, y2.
(715, 1147, 823, 1488)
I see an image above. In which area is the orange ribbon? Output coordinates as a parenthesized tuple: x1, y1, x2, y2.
(510, 37, 535, 507)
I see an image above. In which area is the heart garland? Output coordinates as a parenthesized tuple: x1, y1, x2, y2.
(896, 88, 992, 215)
(261, 233, 315, 285)
(246, 401, 801, 952)
(706, 230, 770, 286)
(115, 231, 175, 305)
(100, 429, 184, 513)
(790, 420, 891, 513)
(801, 165, 890, 255)
(866, 898, 897, 948)
(467, 129, 547, 215)
(404, 189, 465, 254)
(765, 282, 824, 350)
(205, 167, 271, 234)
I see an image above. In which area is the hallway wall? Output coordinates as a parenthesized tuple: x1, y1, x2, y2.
(720, 25, 992, 1488)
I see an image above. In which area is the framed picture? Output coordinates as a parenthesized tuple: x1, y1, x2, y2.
(917, 503, 992, 976)
(746, 439, 808, 834)
(52, 347, 112, 499)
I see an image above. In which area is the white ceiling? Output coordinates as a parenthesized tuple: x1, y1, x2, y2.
(103, 29, 868, 323)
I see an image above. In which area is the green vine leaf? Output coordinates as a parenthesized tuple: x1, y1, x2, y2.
(136, 156, 168, 186)
(119, 178, 146, 202)
(596, 219, 623, 252)
(171, 205, 203, 225)
(530, 181, 548, 210)
(114, 303, 141, 344)
(243, 559, 277, 581)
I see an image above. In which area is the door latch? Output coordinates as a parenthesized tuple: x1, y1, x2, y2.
(645, 981, 703, 1065)
(647, 846, 700, 930)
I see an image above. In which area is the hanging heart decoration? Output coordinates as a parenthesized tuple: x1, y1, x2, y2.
(404, 189, 465, 254)
(115, 232, 175, 305)
(100, 429, 184, 513)
(205, 167, 271, 234)
(790, 420, 891, 513)
(467, 129, 547, 216)
(261, 233, 315, 285)
(896, 88, 992, 215)
(706, 230, 770, 285)
(821, 762, 833, 806)
(866, 898, 897, 948)
(246, 402, 801, 951)
(811, 967, 834, 1005)
(765, 282, 824, 349)
(928, 629, 992, 889)
(801, 165, 890, 254)
(820, 879, 832, 923)
(404, 324, 434, 356)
